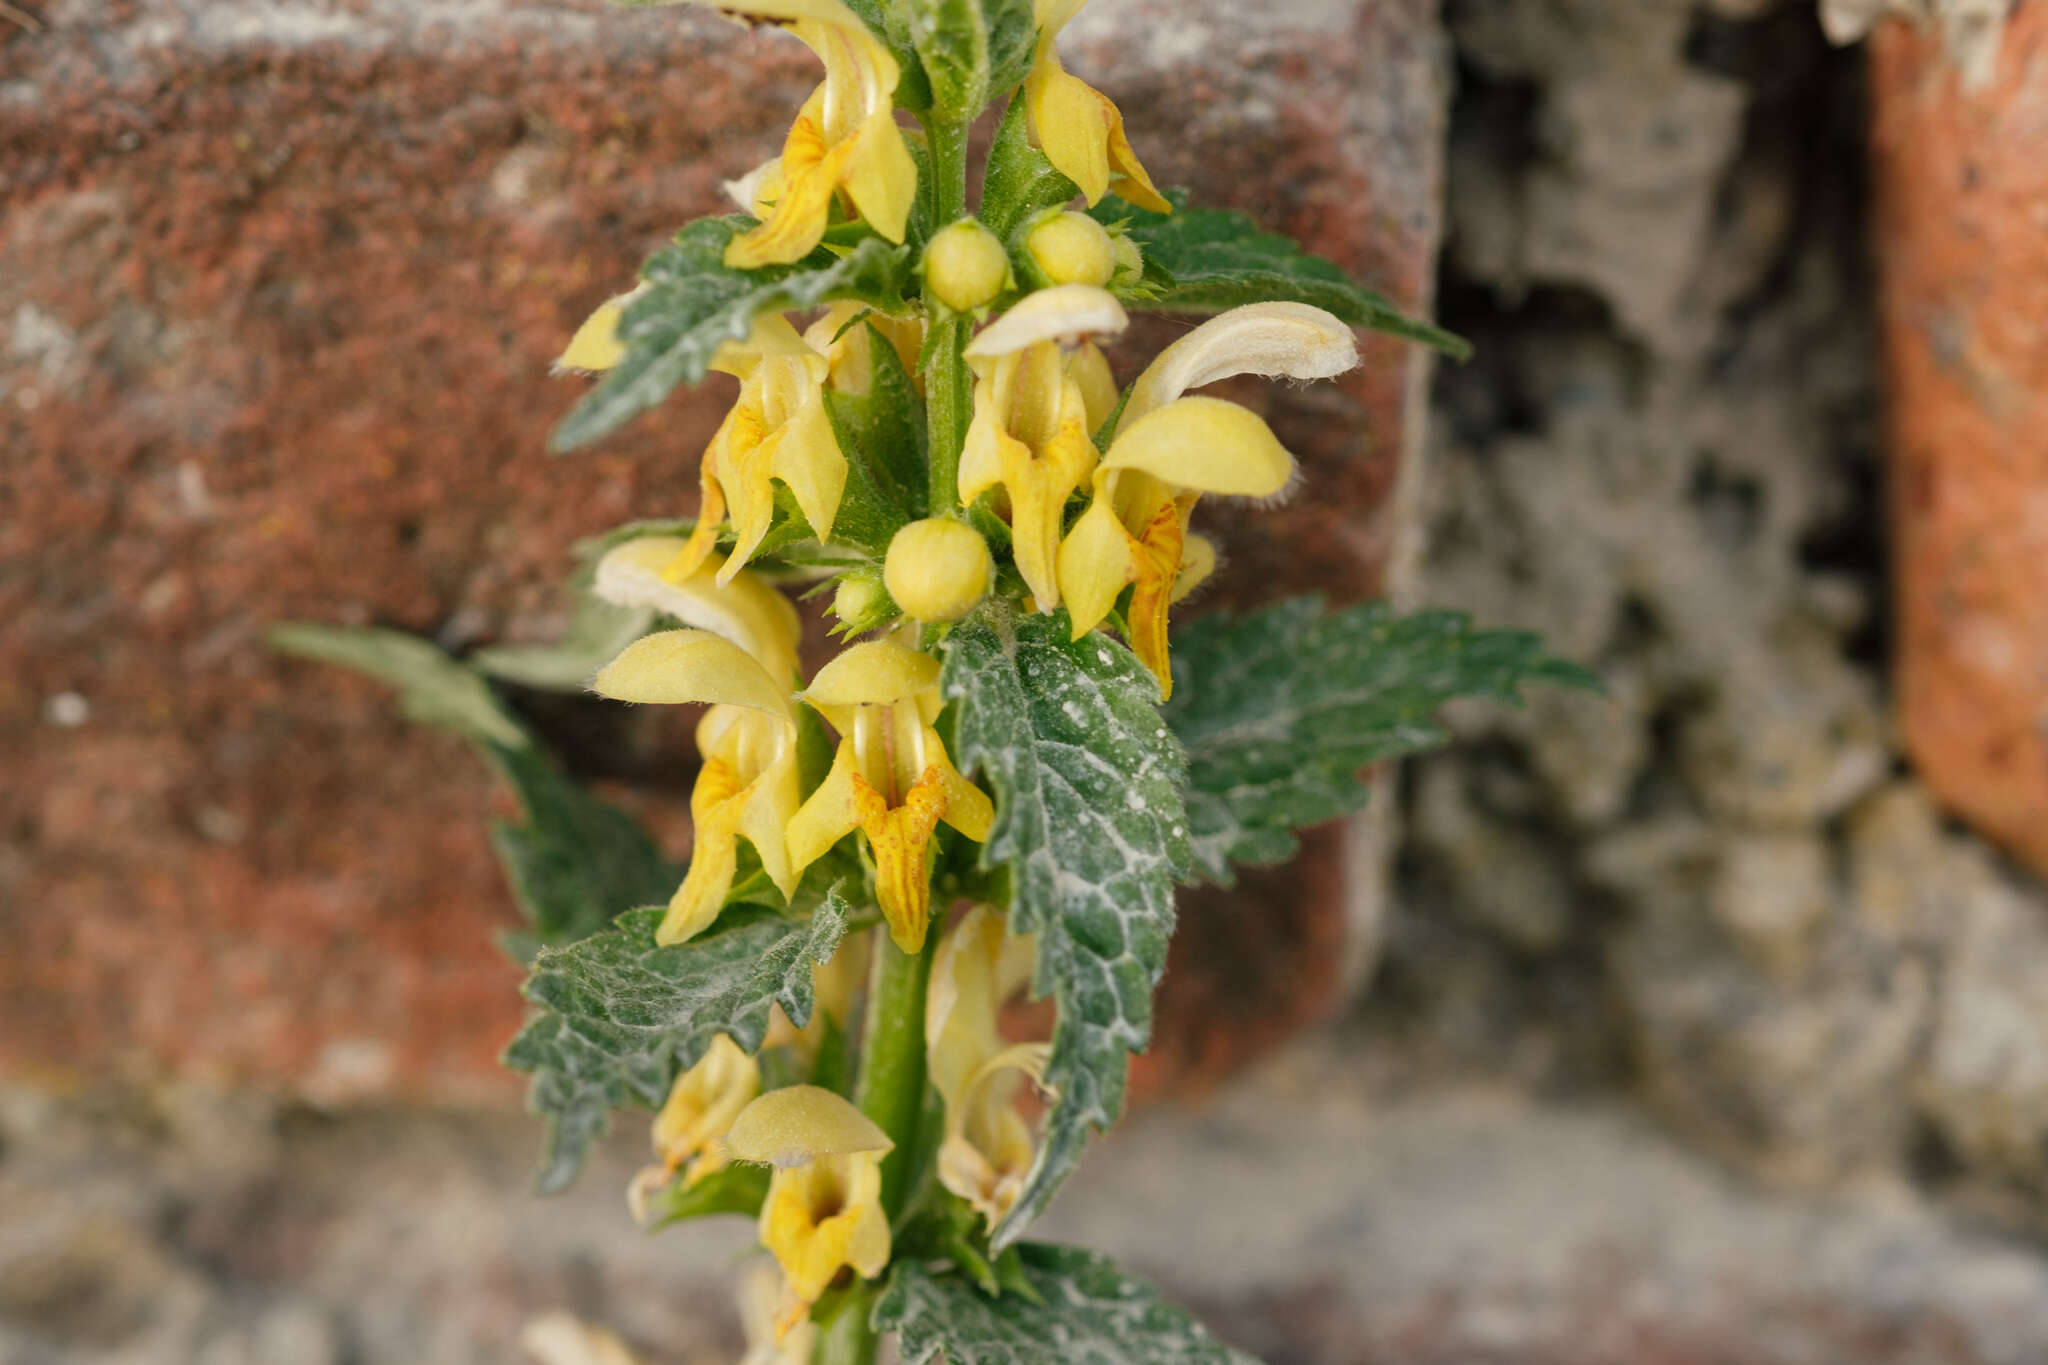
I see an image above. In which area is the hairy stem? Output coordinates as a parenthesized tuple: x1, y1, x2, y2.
(855, 929, 938, 1217)
(923, 115, 973, 515)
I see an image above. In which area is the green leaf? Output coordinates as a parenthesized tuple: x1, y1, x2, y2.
(471, 594, 656, 692)
(1090, 191, 1471, 358)
(939, 603, 1188, 1250)
(983, 0, 1038, 96)
(551, 220, 915, 453)
(640, 1161, 770, 1231)
(1162, 597, 1600, 883)
(981, 94, 1079, 240)
(269, 623, 526, 749)
(905, 0, 990, 120)
(876, 1244, 1260, 1365)
(820, 318, 929, 553)
(490, 744, 682, 961)
(504, 894, 850, 1194)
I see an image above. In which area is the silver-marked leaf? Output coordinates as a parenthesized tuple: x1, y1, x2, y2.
(503, 894, 849, 1193)
(940, 602, 1188, 1250)
(1090, 191, 1470, 358)
(877, 1244, 1261, 1365)
(1163, 597, 1600, 883)
(551, 219, 914, 453)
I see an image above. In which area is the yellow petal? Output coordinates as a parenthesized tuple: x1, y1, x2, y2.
(1120, 301, 1358, 431)
(761, 386, 848, 553)
(555, 286, 645, 375)
(593, 629, 794, 718)
(1171, 531, 1217, 604)
(839, 109, 917, 245)
(659, 755, 748, 945)
(1069, 341, 1120, 436)
(1056, 494, 1137, 638)
(1025, 58, 1111, 205)
(726, 1084, 894, 1167)
(652, 1034, 761, 1168)
(1100, 395, 1294, 498)
(965, 285, 1128, 359)
(760, 1151, 891, 1320)
(854, 767, 947, 954)
(786, 741, 864, 877)
(931, 738, 995, 842)
(1123, 496, 1188, 700)
(592, 537, 802, 687)
(804, 639, 942, 717)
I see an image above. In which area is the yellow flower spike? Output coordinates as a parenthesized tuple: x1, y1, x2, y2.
(725, 1086, 894, 1337)
(1056, 303, 1361, 697)
(958, 287, 1128, 611)
(591, 537, 802, 689)
(593, 630, 804, 942)
(682, 0, 916, 267)
(668, 314, 848, 585)
(926, 907, 1049, 1228)
(555, 284, 647, 375)
(1023, 0, 1170, 214)
(786, 640, 993, 952)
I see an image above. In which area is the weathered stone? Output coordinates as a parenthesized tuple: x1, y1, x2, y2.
(1, 1, 1447, 1101)
(1871, 7, 2048, 885)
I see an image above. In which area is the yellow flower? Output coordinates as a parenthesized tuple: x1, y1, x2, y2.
(1023, 0, 1169, 214)
(957, 286, 1128, 611)
(785, 639, 994, 953)
(727, 1086, 894, 1337)
(691, 0, 917, 268)
(1057, 302, 1359, 698)
(926, 906, 1049, 1229)
(668, 314, 848, 586)
(593, 627, 803, 946)
(592, 536, 803, 688)
(626, 1033, 762, 1221)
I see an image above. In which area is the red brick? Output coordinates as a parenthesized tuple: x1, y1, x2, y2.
(1872, 10, 2048, 885)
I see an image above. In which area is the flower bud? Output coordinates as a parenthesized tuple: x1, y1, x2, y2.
(1109, 230, 1145, 289)
(922, 219, 1010, 313)
(1024, 211, 1116, 289)
(831, 566, 896, 635)
(883, 518, 992, 623)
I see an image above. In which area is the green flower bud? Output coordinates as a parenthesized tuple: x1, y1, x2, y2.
(1025, 211, 1116, 289)
(832, 567, 896, 635)
(883, 518, 992, 623)
(922, 219, 1010, 313)
(1109, 230, 1145, 289)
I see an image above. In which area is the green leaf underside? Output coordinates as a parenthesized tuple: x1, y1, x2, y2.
(269, 623, 526, 749)
(504, 894, 850, 1193)
(641, 1160, 770, 1230)
(877, 1245, 1260, 1365)
(1091, 191, 1470, 358)
(940, 603, 1188, 1250)
(1162, 597, 1600, 884)
(551, 219, 914, 453)
(490, 744, 682, 962)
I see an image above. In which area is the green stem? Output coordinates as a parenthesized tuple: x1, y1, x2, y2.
(923, 115, 973, 516)
(814, 1289, 879, 1365)
(855, 929, 938, 1217)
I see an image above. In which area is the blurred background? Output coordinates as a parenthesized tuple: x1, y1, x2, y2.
(7, 0, 2048, 1361)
